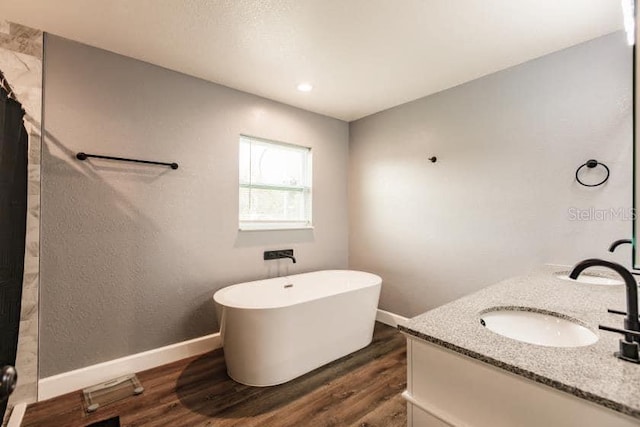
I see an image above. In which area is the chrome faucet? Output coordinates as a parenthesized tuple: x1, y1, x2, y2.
(608, 239, 632, 252)
(570, 258, 640, 363)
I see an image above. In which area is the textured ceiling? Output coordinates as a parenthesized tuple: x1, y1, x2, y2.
(0, 0, 624, 121)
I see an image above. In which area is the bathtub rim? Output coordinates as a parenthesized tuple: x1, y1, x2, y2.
(213, 269, 382, 310)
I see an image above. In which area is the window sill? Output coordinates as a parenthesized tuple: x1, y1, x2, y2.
(239, 224, 314, 232)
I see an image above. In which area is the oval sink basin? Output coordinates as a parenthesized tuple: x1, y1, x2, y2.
(480, 308, 598, 347)
(555, 272, 623, 286)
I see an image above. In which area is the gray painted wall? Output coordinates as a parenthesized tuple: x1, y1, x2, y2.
(349, 32, 633, 318)
(41, 35, 349, 377)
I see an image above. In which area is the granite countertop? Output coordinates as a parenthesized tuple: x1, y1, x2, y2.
(398, 265, 640, 420)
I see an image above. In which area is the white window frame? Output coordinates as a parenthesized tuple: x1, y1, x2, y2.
(239, 135, 313, 231)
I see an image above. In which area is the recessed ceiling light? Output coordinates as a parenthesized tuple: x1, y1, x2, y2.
(297, 83, 313, 92)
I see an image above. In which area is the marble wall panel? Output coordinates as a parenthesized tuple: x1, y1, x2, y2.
(0, 19, 42, 426)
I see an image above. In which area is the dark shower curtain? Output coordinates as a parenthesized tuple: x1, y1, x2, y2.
(0, 83, 28, 421)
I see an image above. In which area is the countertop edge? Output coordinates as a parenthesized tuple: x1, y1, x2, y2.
(397, 324, 640, 420)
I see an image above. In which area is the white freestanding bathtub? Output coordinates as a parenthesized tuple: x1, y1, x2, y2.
(213, 270, 382, 386)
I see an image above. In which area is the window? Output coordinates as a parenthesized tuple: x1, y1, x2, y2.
(239, 135, 312, 230)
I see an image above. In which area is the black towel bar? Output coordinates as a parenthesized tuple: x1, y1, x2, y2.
(76, 152, 178, 170)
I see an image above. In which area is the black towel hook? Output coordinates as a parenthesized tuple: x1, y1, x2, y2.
(575, 159, 609, 187)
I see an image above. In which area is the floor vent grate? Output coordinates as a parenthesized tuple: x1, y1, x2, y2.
(85, 416, 121, 426)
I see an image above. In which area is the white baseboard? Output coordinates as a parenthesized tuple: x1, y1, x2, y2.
(6, 403, 26, 427)
(376, 308, 409, 327)
(37, 309, 402, 402)
(38, 333, 221, 402)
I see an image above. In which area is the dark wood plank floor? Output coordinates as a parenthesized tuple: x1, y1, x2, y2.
(22, 322, 406, 427)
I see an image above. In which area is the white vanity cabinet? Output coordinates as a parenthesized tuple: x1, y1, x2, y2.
(403, 336, 640, 427)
